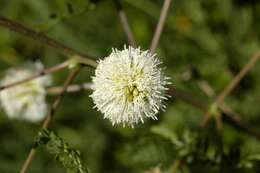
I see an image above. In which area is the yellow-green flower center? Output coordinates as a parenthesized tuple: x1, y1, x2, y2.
(125, 85, 140, 102)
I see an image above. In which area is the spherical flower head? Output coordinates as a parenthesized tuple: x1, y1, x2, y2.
(0, 61, 52, 122)
(91, 46, 170, 127)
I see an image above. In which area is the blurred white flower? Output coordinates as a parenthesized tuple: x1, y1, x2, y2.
(0, 61, 51, 122)
(91, 46, 170, 127)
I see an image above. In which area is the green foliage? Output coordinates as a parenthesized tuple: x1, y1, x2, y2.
(115, 135, 175, 171)
(239, 154, 260, 169)
(35, 129, 89, 173)
(152, 126, 260, 173)
(0, 0, 260, 172)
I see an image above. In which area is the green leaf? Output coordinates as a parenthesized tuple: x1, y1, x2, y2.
(35, 129, 89, 173)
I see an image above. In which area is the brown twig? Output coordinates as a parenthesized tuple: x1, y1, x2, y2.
(197, 80, 223, 130)
(197, 77, 249, 132)
(47, 83, 92, 95)
(0, 16, 97, 68)
(216, 51, 260, 106)
(19, 66, 82, 173)
(144, 166, 161, 173)
(169, 88, 205, 110)
(221, 104, 260, 139)
(201, 51, 260, 128)
(49, 83, 205, 109)
(114, 0, 137, 47)
(150, 0, 172, 53)
(0, 61, 68, 92)
(45, 83, 260, 140)
(171, 159, 182, 173)
(47, 83, 260, 140)
(170, 88, 260, 140)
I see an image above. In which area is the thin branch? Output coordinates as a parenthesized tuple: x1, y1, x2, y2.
(171, 88, 260, 140)
(201, 51, 260, 128)
(49, 83, 206, 110)
(19, 66, 82, 173)
(169, 88, 206, 110)
(0, 16, 97, 68)
(216, 51, 260, 107)
(197, 80, 223, 130)
(197, 76, 254, 133)
(48, 0, 175, 96)
(197, 80, 215, 97)
(171, 159, 182, 173)
(221, 104, 260, 140)
(45, 83, 260, 140)
(0, 61, 69, 92)
(42, 67, 82, 129)
(150, 0, 172, 53)
(47, 83, 92, 95)
(144, 167, 161, 173)
(114, 0, 137, 47)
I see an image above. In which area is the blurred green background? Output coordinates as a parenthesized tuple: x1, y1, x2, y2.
(0, 0, 260, 172)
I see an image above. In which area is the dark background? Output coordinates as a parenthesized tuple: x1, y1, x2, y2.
(0, 0, 260, 172)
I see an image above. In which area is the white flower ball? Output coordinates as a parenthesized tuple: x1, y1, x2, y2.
(91, 46, 170, 127)
(0, 61, 51, 122)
